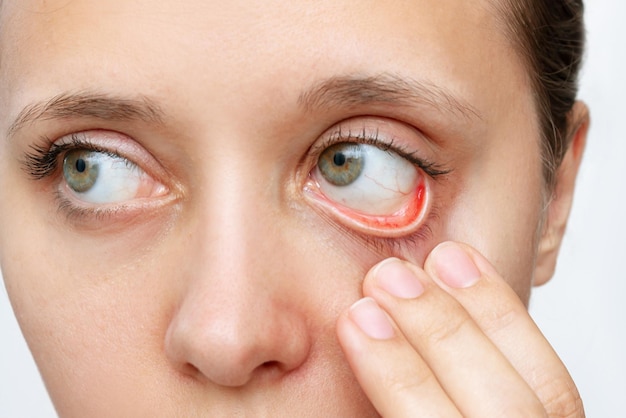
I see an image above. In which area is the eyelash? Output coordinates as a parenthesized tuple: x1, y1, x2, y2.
(309, 126, 451, 179)
(22, 133, 124, 180)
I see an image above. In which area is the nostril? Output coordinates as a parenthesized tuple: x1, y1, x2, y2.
(255, 360, 286, 381)
(180, 362, 202, 379)
(261, 360, 280, 370)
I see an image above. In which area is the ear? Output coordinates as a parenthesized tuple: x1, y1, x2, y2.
(534, 101, 590, 286)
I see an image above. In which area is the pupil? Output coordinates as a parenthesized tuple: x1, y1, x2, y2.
(75, 159, 86, 173)
(333, 152, 346, 166)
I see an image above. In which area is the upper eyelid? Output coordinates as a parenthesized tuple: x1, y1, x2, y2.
(23, 134, 113, 178)
(22, 134, 126, 180)
(310, 123, 452, 178)
(21, 131, 174, 187)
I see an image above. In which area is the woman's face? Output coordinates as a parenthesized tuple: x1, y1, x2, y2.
(0, 0, 548, 416)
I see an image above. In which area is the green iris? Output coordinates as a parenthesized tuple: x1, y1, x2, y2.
(318, 143, 365, 186)
(63, 150, 100, 193)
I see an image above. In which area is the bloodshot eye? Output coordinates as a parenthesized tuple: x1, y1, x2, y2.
(306, 142, 429, 236)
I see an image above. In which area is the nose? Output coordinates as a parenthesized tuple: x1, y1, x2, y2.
(164, 179, 312, 388)
(165, 273, 311, 387)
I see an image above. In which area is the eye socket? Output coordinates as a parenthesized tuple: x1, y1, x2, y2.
(62, 148, 167, 204)
(307, 140, 430, 235)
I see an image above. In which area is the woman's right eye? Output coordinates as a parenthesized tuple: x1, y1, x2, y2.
(62, 148, 167, 204)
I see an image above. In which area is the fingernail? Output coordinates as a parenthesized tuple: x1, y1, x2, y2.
(431, 243, 481, 288)
(349, 297, 395, 340)
(375, 258, 424, 299)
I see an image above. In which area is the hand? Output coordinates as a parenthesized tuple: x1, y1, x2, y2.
(336, 241, 584, 417)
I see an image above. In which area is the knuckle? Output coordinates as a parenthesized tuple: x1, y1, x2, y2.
(493, 404, 548, 418)
(546, 388, 585, 418)
(382, 366, 438, 397)
(482, 302, 522, 334)
(421, 307, 472, 346)
(537, 376, 585, 418)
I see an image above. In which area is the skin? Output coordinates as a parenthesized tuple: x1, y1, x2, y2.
(0, 0, 588, 416)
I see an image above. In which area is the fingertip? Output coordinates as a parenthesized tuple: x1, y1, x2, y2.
(365, 257, 404, 284)
(349, 297, 395, 340)
(426, 242, 481, 289)
(335, 300, 372, 362)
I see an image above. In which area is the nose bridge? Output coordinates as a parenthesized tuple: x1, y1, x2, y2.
(165, 149, 310, 387)
(200, 140, 276, 256)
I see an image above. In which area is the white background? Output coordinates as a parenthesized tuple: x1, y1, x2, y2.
(1, 0, 624, 416)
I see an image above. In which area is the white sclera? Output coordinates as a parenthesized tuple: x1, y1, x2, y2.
(315, 145, 418, 215)
(66, 153, 144, 204)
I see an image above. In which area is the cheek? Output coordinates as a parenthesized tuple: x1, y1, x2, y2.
(0, 198, 183, 413)
(2, 201, 384, 414)
(1, 244, 170, 414)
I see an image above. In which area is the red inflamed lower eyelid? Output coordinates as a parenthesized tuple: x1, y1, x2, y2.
(337, 183, 426, 229)
(305, 179, 430, 238)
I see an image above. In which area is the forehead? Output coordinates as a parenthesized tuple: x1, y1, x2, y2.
(0, 0, 528, 136)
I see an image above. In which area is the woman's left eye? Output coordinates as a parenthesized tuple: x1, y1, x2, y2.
(313, 142, 420, 216)
(62, 149, 166, 204)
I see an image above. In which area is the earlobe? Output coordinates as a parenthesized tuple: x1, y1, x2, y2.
(534, 101, 590, 286)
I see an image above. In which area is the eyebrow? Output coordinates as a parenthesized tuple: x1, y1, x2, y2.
(7, 92, 164, 138)
(8, 75, 478, 138)
(298, 74, 481, 121)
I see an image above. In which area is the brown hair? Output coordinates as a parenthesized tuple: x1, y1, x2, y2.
(495, 0, 585, 188)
